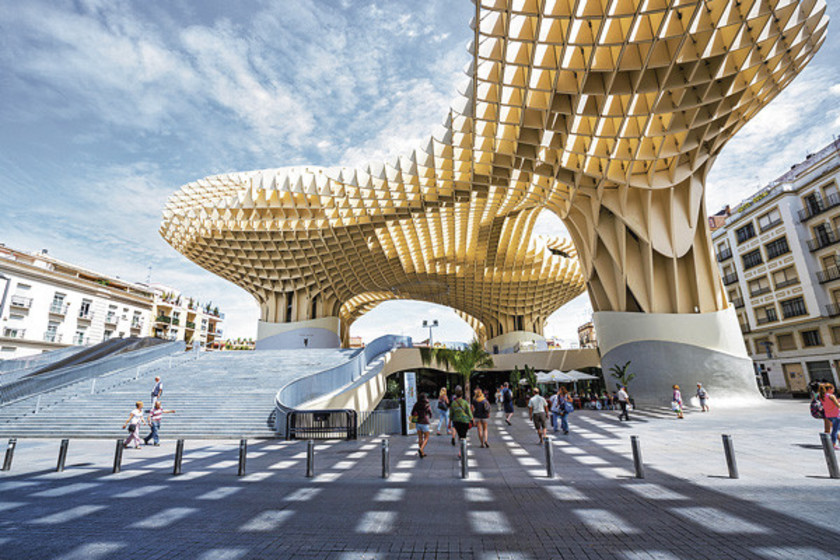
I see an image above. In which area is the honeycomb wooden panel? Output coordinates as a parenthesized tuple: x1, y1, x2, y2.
(161, 0, 828, 345)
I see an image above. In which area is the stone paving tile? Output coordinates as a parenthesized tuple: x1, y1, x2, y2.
(0, 400, 839, 559)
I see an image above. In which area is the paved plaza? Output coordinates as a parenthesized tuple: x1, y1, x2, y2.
(1, 400, 839, 560)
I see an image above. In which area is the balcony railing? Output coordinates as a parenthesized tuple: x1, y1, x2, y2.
(49, 303, 69, 316)
(43, 332, 63, 343)
(716, 247, 733, 262)
(156, 315, 172, 324)
(9, 295, 32, 309)
(131, 321, 143, 330)
(750, 286, 771, 297)
(825, 303, 840, 317)
(739, 322, 752, 333)
(731, 297, 744, 308)
(722, 272, 738, 285)
(2, 328, 25, 339)
(807, 228, 840, 252)
(186, 321, 196, 329)
(172, 318, 181, 326)
(775, 278, 799, 290)
(78, 310, 94, 321)
(756, 315, 778, 325)
(817, 265, 840, 284)
(798, 192, 840, 222)
(104, 314, 118, 325)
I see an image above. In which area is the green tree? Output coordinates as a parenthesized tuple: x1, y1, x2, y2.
(609, 361, 635, 388)
(419, 339, 494, 397)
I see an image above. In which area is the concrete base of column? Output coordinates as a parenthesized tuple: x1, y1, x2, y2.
(255, 317, 341, 350)
(594, 307, 761, 407)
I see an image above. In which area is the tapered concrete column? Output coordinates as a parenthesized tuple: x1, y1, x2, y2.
(594, 307, 760, 406)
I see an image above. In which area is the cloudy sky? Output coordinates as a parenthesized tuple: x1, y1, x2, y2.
(2, 1, 838, 346)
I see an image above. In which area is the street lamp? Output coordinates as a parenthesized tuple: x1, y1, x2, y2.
(422, 319, 439, 347)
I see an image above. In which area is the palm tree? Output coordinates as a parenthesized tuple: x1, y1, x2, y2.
(418, 339, 494, 397)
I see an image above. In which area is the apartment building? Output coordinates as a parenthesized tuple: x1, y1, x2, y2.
(711, 139, 840, 393)
(0, 246, 154, 360)
(0, 245, 225, 360)
(146, 284, 223, 350)
(577, 321, 597, 349)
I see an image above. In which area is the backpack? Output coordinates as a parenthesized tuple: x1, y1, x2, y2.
(502, 388, 512, 403)
(564, 400, 574, 414)
(810, 399, 825, 419)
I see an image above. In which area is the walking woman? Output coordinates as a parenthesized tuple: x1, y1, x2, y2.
(122, 401, 146, 449)
(411, 393, 433, 457)
(672, 385, 684, 419)
(471, 387, 491, 448)
(436, 388, 450, 436)
(449, 385, 473, 458)
(820, 383, 840, 449)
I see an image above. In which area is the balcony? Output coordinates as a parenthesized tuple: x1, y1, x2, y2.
(750, 286, 771, 297)
(775, 278, 799, 289)
(722, 272, 738, 286)
(78, 310, 94, 322)
(798, 192, 840, 222)
(49, 303, 69, 316)
(156, 315, 172, 324)
(825, 303, 840, 317)
(131, 321, 143, 330)
(43, 332, 63, 343)
(9, 295, 32, 309)
(2, 328, 25, 339)
(739, 322, 752, 333)
(172, 318, 181, 326)
(731, 297, 744, 309)
(186, 321, 196, 330)
(104, 314, 118, 326)
(807, 228, 840, 252)
(756, 315, 778, 325)
(817, 265, 840, 284)
(716, 247, 732, 262)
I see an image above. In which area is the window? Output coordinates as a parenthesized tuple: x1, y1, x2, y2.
(757, 208, 781, 231)
(773, 267, 799, 289)
(3, 327, 22, 338)
(74, 330, 86, 345)
(806, 361, 832, 383)
(755, 305, 778, 324)
(735, 223, 756, 244)
(1, 347, 15, 353)
(801, 329, 822, 347)
(285, 292, 294, 323)
(50, 293, 66, 314)
(748, 276, 770, 297)
(776, 333, 797, 351)
(79, 299, 92, 319)
(103, 330, 113, 341)
(831, 325, 840, 345)
(753, 337, 770, 355)
(742, 249, 763, 270)
(781, 296, 807, 318)
(765, 237, 790, 260)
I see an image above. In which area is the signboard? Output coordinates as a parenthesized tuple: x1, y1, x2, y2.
(403, 371, 417, 435)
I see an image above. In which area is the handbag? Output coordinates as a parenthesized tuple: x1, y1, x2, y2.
(564, 401, 574, 414)
(128, 424, 136, 433)
(409, 414, 418, 423)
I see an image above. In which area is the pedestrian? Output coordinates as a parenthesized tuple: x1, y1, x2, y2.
(672, 384, 684, 419)
(122, 401, 146, 449)
(502, 381, 514, 425)
(436, 388, 450, 436)
(819, 383, 840, 449)
(696, 383, 710, 412)
(810, 381, 831, 435)
(471, 387, 491, 448)
(528, 388, 549, 444)
(151, 376, 163, 405)
(411, 393, 433, 458)
(558, 386, 573, 435)
(495, 386, 502, 411)
(549, 387, 563, 433)
(617, 385, 631, 421)
(449, 385, 473, 458)
(143, 401, 176, 446)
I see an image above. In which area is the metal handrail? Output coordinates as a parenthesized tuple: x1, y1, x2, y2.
(286, 409, 357, 440)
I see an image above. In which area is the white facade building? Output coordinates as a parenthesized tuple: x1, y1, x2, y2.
(711, 139, 840, 393)
(144, 284, 223, 350)
(0, 246, 154, 360)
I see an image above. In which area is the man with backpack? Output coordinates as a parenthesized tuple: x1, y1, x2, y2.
(501, 382, 514, 425)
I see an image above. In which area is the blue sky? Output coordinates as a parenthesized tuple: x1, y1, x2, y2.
(1, 1, 839, 345)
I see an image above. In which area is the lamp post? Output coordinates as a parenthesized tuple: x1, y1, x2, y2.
(422, 319, 438, 347)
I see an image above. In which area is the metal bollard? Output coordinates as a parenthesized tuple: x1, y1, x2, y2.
(306, 440, 315, 478)
(238, 439, 248, 476)
(173, 439, 185, 475)
(2, 438, 17, 471)
(460, 439, 469, 479)
(381, 439, 390, 479)
(113, 439, 123, 474)
(630, 435, 645, 479)
(722, 434, 739, 479)
(544, 436, 555, 479)
(819, 433, 840, 479)
(56, 439, 69, 472)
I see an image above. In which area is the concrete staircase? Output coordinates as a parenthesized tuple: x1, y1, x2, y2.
(0, 349, 355, 439)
